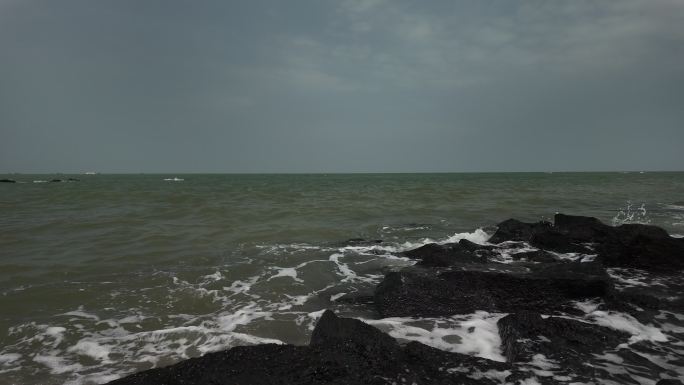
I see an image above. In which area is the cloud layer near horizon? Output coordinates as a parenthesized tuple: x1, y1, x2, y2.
(2, 0, 683, 172)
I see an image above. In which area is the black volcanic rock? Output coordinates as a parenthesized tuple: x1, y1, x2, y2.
(310, 310, 397, 353)
(556, 214, 684, 271)
(530, 230, 592, 254)
(107, 311, 513, 385)
(497, 311, 628, 363)
(497, 311, 639, 382)
(596, 231, 684, 271)
(511, 250, 558, 263)
(374, 263, 612, 317)
(491, 214, 684, 271)
(488, 218, 552, 244)
(402, 243, 487, 267)
(457, 238, 496, 251)
(0, 178, 16, 183)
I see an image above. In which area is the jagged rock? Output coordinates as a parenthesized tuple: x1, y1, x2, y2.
(310, 310, 397, 352)
(530, 230, 592, 254)
(597, 233, 684, 271)
(457, 239, 496, 251)
(107, 311, 513, 385)
(492, 214, 684, 271)
(402, 243, 487, 267)
(497, 312, 636, 381)
(497, 311, 628, 362)
(374, 263, 612, 317)
(511, 250, 558, 263)
(553, 214, 684, 270)
(488, 219, 552, 244)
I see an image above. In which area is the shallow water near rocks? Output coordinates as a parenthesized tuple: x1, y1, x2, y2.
(1, 172, 683, 384)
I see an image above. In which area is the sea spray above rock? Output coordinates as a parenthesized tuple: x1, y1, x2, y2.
(487, 214, 684, 271)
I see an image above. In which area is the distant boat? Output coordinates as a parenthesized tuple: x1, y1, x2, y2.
(163, 177, 184, 182)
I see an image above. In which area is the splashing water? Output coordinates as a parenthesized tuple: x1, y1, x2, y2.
(612, 201, 651, 226)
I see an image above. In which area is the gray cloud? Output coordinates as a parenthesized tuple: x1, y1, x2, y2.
(1, 0, 683, 172)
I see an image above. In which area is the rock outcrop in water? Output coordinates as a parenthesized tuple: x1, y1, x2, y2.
(108, 310, 515, 385)
(108, 214, 684, 385)
(489, 213, 684, 270)
(374, 261, 612, 317)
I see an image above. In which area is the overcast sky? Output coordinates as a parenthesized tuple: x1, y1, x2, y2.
(1, 0, 683, 173)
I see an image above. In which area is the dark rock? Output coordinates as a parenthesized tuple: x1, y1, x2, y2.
(551, 214, 684, 271)
(511, 250, 558, 263)
(530, 230, 592, 254)
(606, 269, 684, 314)
(402, 243, 486, 267)
(331, 292, 375, 306)
(553, 213, 612, 241)
(458, 239, 496, 251)
(107, 311, 513, 385)
(310, 310, 397, 353)
(656, 380, 684, 385)
(0, 179, 16, 183)
(596, 232, 684, 271)
(374, 264, 612, 317)
(50, 179, 63, 182)
(497, 312, 637, 382)
(488, 218, 552, 244)
(497, 311, 628, 363)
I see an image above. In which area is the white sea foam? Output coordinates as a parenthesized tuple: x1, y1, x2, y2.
(607, 268, 669, 290)
(63, 309, 101, 321)
(363, 311, 506, 362)
(67, 340, 111, 362)
(330, 292, 346, 301)
(574, 300, 668, 343)
(461, 368, 512, 382)
(443, 228, 491, 244)
(268, 267, 303, 283)
(201, 271, 223, 282)
(329, 253, 372, 283)
(0, 353, 21, 366)
(224, 275, 262, 296)
(34, 353, 84, 374)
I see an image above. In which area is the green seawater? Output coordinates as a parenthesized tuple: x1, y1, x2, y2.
(1, 172, 683, 384)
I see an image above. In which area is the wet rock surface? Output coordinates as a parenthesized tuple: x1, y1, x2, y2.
(401, 242, 488, 267)
(108, 214, 684, 384)
(489, 213, 684, 270)
(108, 311, 513, 385)
(374, 261, 612, 317)
(498, 311, 627, 364)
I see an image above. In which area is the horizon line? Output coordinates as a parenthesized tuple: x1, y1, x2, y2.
(3, 170, 683, 175)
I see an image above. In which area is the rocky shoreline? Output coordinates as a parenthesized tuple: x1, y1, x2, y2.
(108, 214, 684, 385)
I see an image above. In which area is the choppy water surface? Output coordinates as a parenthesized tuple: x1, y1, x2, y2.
(1, 173, 683, 384)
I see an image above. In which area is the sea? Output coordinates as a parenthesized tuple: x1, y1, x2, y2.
(1, 172, 683, 384)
